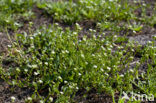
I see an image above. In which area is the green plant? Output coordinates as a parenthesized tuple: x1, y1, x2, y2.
(0, 0, 35, 30)
(1, 23, 155, 102)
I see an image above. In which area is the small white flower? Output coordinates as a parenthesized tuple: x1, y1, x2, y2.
(58, 76, 62, 80)
(120, 74, 124, 77)
(100, 68, 104, 72)
(49, 97, 53, 102)
(93, 35, 96, 39)
(24, 69, 28, 73)
(76, 87, 79, 90)
(93, 30, 96, 32)
(38, 80, 43, 84)
(34, 72, 39, 76)
(85, 62, 88, 65)
(81, 54, 85, 58)
(73, 32, 77, 35)
(60, 91, 64, 95)
(69, 85, 73, 88)
(105, 73, 109, 76)
(45, 62, 48, 66)
(76, 23, 80, 26)
(65, 50, 69, 53)
(8, 45, 12, 48)
(31, 65, 38, 69)
(51, 50, 55, 54)
(16, 68, 20, 72)
(55, 23, 59, 26)
(97, 23, 101, 26)
(78, 73, 82, 76)
(153, 35, 156, 40)
(89, 29, 93, 32)
(109, 45, 113, 48)
(62, 50, 65, 54)
(11, 96, 16, 102)
(148, 41, 152, 44)
(101, 46, 105, 50)
(74, 68, 77, 71)
(83, 37, 86, 41)
(40, 100, 44, 103)
(64, 81, 68, 84)
(107, 67, 111, 71)
(129, 69, 134, 73)
(30, 36, 34, 40)
(93, 65, 97, 68)
(27, 97, 32, 101)
(136, 61, 140, 66)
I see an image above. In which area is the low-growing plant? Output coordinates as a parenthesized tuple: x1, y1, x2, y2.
(37, 0, 136, 29)
(1, 24, 155, 102)
(0, 0, 35, 30)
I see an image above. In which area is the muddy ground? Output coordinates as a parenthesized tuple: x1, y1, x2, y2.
(0, 0, 156, 103)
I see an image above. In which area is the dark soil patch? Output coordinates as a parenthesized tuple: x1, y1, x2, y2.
(0, 79, 33, 103)
(0, 32, 10, 54)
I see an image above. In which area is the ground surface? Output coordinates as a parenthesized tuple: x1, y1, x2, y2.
(0, 0, 156, 103)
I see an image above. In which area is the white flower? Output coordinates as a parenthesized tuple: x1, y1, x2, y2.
(107, 67, 111, 71)
(55, 23, 59, 26)
(100, 68, 104, 72)
(105, 73, 109, 76)
(153, 35, 156, 40)
(93, 30, 96, 32)
(51, 50, 55, 54)
(16, 68, 20, 72)
(120, 74, 124, 77)
(136, 61, 140, 65)
(30, 36, 34, 40)
(93, 65, 97, 68)
(93, 35, 96, 39)
(65, 50, 69, 54)
(85, 62, 88, 65)
(74, 68, 77, 71)
(24, 69, 28, 73)
(31, 65, 38, 69)
(34, 72, 39, 76)
(60, 91, 64, 95)
(27, 97, 32, 101)
(76, 87, 79, 90)
(129, 69, 134, 73)
(109, 45, 113, 48)
(64, 81, 68, 84)
(73, 32, 77, 35)
(45, 62, 48, 66)
(89, 29, 93, 32)
(38, 80, 43, 84)
(83, 37, 86, 41)
(148, 41, 152, 44)
(76, 23, 80, 26)
(58, 76, 62, 80)
(8, 45, 12, 48)
(78, 73, 82, 76)
(81, 54, 85, 58)
(40, 100, 44, 103)
(109, 0, 114, 2)
(97, 23, 101, 26)
(11, 96, 16, 102)
(49, 97, 53, 102)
